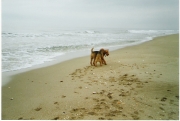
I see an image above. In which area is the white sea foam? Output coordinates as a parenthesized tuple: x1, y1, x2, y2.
(2, 28, 179, 72)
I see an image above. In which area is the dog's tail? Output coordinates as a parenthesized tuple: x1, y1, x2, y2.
(91, 47, 94, 53)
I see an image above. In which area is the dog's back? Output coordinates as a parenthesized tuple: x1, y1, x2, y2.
(91, 48, 99, 54)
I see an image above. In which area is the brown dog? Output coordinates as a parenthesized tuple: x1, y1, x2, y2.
(90, 48, 109, 66)
(94, 52, 103, 66)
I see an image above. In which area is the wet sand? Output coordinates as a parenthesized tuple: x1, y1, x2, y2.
(2, 34, 179, 120)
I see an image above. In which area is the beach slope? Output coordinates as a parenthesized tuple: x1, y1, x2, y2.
(2, 34, 179, 120)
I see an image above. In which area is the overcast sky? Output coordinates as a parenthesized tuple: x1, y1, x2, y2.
(2, 0, 179, 31)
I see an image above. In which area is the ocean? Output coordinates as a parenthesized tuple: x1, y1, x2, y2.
(2, 28, 178, 72)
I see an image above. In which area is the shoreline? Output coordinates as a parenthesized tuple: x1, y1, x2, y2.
(2, 50, 89, 86)
(2, 34, 179, 120)
(2, 34, 176, 86)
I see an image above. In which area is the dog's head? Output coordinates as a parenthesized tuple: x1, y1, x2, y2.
(104, 49, 109, 56)
(100, 48, 109, 57)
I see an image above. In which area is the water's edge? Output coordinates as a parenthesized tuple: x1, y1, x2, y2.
(1, 34, 177, 86)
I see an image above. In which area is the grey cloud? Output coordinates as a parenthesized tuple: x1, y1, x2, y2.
(2, 0, 179, 31)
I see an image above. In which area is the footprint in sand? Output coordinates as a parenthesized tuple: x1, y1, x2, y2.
(52, 117, 59, 120)
(100, 98, 106, 101)
(105, 112, 116, 117)
(122, 114, 127, 117)
(88, 112, 97, 115)
(62, 95, 66, 98)
(131, 114, 139, 120)
(175, 95, 179, 99)
(161, 97, 167, 101)
(159, 107, 164, 110)
(35, 107, 42, 111)
(134, 111, 139, 114)
(99, 117, 105, 120)
(119, 92, 126, 96)
(54, 102, 58, 104)
(79, 86, 82, 89)
(107, 93, 113, 99)
(18, 117, 23, 120)
(170, 111, 176, 115)
(74, 91, 78, 94)
(148, 116, 153, 119)
(93, 104, 102, 110)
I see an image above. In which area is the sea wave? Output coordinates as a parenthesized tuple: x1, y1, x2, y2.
(2, 29, 178, 72)
(128, 30, 178, 35)
(128, 30, 158, 34)
(37, 44, 90, 53)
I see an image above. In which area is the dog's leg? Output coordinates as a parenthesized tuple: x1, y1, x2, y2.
(100, 61, 102, 66)
(94, 60, 97, 67)
(93, 59, 95, 66)
(90, 56, 93, 66)
(101, 57, 105, 64)
(93, 55, 97, 66)
(102, 59, 105, 64)
(100, 51, 107, 65)
(90, 48, 94, 66)
(101, 56, 107, 65)
(90, 53, 95, 66)
(103, 58, 107, 65)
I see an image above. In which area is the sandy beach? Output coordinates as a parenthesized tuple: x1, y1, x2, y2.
(2, 34, 179, 120)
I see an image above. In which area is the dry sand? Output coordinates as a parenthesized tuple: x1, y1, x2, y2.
(2, 34, 179, 120)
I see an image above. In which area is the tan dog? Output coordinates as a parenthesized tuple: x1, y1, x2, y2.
(99, 48, 109, 65)
(90, 48, 109, 66)
(94, 52, 103, 66)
